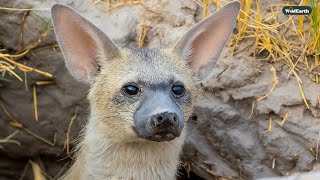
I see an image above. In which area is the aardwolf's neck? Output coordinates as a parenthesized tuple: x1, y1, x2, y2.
(61, 120, 186, 180)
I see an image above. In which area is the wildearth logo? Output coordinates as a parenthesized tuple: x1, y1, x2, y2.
(283, 6, 312, 15)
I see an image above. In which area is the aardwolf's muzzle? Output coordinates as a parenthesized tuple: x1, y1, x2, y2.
(133, 90, 185, 142)
(147, 111, 181, 141)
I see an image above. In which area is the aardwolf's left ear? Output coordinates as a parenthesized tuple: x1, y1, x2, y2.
(172, 1, 240, 80)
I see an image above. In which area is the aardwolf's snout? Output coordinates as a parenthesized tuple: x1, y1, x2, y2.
(133, 87, 185, 142)
(148, 111, 180, 141)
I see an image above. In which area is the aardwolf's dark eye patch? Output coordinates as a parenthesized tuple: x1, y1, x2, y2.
(123, 84, 140, 96)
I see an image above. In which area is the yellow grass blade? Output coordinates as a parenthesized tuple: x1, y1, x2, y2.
(0, 130, 21, 146)
(193, 0, 212, 18)
(9, 120, 56, 146)
(1, 65, 23, 81)
(33, 84, 38, 122)
(228, 0, 318, 110)
(64, 106, 79, 154)
(30, 160, 46, 180)
(138, 23, 147, 48)
(277, 112, 290, 126)
(9, 121, 23, 128)
(35, 81, 55, 86)
(213, 0, 221, 9)
(0, 7, 49, 11)
(298, 0, 308, 35)
(315, 55, 319, 83)
(1, 49, 29, 58)
(268, 116, 272, 132)
(258, 66, 278, 101)
(272, 158, 276, 169)
(0, 55, 52, 77)
(96, 0, 144, 14)
(296, 78, 310, 109)
(24, 71, 28, 91)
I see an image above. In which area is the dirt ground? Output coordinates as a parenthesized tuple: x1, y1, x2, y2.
(1, 0, 320, 180)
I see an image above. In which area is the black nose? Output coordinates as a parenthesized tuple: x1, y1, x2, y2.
(146, 112, 181, 142)
(150, 112, 179, 128)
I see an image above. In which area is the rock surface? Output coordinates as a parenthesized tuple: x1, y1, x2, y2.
(0, 0, 320, 180)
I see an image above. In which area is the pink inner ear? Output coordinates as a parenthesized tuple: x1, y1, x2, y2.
(189, 18, 231, 73)
(55, 11, 99, 81)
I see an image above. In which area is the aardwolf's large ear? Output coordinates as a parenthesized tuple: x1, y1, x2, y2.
(172, 1, 240, 80)
(51, 4, 120, 83)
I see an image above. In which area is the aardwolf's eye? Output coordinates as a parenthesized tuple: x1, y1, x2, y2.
(123, 84, 140, 96)
(172, 83, 185, 97)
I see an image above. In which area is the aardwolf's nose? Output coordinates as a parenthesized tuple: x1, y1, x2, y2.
(148, 112, 181, 141)
(151, 112, 179, 127)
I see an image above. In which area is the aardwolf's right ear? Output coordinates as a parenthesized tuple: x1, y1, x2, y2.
(51, 4, 120, 83)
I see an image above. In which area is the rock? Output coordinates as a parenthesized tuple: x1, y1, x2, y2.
(258, 172, 320, 180)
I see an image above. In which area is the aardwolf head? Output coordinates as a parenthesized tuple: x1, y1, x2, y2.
(51, 1, 240, 142)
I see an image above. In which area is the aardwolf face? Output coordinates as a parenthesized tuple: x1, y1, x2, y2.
(51, 2, 240, 142)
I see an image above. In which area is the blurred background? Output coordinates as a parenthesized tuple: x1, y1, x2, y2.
(0, 0, 320, 179)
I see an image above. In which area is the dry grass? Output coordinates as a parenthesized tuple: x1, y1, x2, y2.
(272, 158, 276, 169)
(0, 130, 21, 148)
(236, 0, 252, 42)
(316, 129, 320, 160)
(91, 0, 147, 47)
(10, 120, 56, 147)
(192, 0, 317, 108)
(309, 0, 320, 82)
(0, 99, 56, 146)
(0, 10, 55, 150)
(183, 161, 234, 179)
(193, 0, 319, 138)
(0, 7, 49, 11)
(258, 65, 279, 101)
(196, 0, 320, 108)
(0, 20, 53, 81)
(92, 0, 145, 14)
(194, 161, 233, 179)
(0, 16, 56, 146)
(64, 106, 79, 154)
(30, 160, 46, 180)
(268, 116, 273, 132)
(33, 84, 38, 122)
(225, 0, 320, 108)
(194, 0, 212, 18)
(138, 23, 147, 48)
(0, 8, 53, 83)
(276, 112, 290, 126)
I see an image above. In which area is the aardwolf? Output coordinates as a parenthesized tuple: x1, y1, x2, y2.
(51, 1, 240, 179)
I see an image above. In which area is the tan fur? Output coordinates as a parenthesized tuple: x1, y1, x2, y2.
(52, 2, 240, 179)
(60, 49, 197, 180)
